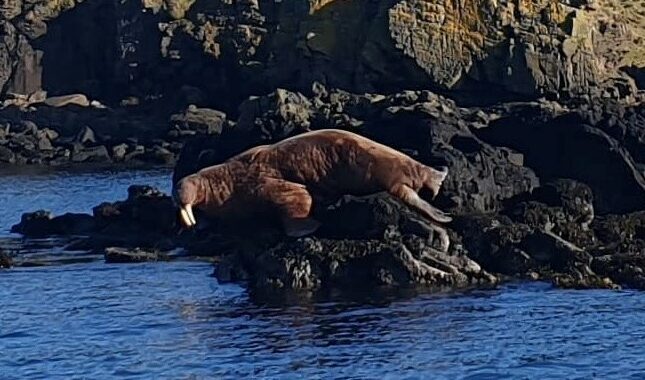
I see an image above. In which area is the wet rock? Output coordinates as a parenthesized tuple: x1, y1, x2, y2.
(10, 211, 97, 236)
(504, 179, 597, 247)
(104, 247, 167, 263)
(217, 231, 496, 291)
(11, 210, 55, 236)
(0, 250, 12, 269)
(216, 193, 495, 290)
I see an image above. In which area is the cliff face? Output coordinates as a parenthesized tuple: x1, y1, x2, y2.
(0, 0, 642, 111)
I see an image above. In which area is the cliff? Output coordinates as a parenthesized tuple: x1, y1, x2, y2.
(0, 0, 643, 111)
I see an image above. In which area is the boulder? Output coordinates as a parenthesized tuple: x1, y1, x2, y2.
(71, 145, 110, 163)
(236, 89, 313, 142)
(169, 105, 228, 135)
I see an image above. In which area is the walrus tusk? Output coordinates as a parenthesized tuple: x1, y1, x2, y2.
(180, 208, 192, 228)
(186, 204, 197, 225)
(179, 205, 197, 227)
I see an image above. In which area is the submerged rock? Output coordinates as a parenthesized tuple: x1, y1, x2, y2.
(104, 247, 167, 264)
(0, 250, 12, 269)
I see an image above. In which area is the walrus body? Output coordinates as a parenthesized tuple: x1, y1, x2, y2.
(173, 129, 452, 249)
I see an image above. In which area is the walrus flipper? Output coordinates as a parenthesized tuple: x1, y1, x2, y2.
(257, 178, 321, 237)
(391, 184, 453, 224)
(390, 184, 451, 251)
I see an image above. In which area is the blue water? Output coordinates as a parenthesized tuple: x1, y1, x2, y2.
(1, 169, 645, 379)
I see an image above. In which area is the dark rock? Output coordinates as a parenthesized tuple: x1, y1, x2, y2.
(12, 120, 38, 135)
(0, 145, 15, 163)
(10, 211, 96, 236)
(237, 89, 313, 142)
(144, 145, 175, 165)
(11, 210, 54, 236)
(476, 106, 645, 214)
(71, 145, 110, 163)
(75, 125, 97, 145)
(214, 192, 496, 290)
(503, 179, 596, 247)
(127, 185, 166, 201)
(0, 250, 12, 269)
(169, 105, 227, 135)
(217, 231, 496, 291)
(104, 247, 167, 263)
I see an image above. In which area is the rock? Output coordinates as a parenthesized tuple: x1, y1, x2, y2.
(104, 247, 167, 263)
(75, 125, 97, 145)
(174, 88, 540, 214)
(477, 104, 645, 214)
(236, 89, 313, 142)
(12, 120, 38, 135)
(0, 250, 12, 269)
(503, 179, 596, 247)
(27, 90, 47, 104)
(111, 143, 128, 161)
(11, 210, 54, 236)
(127, 185, 166, 201)
(10, 211, 97, 236)
(37, 135, 53, 151)
(40, 128, 59, 141)
(212, 193, 495, 290)
(0, 145, 15, 163)
(169, 106, 227, 135)
(71, 145, 110, 163)
(217, 233, 496, 290)
(144, 145, 175, 165)
(43, 94, 90, 108)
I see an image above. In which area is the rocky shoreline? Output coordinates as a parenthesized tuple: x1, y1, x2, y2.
(1, 0, 644, 294)
(5, 85, 644, 294)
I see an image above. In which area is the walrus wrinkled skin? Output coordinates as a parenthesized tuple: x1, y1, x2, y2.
(173, 129, 453, 250)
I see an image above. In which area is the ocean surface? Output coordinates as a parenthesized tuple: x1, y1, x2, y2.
(1, 168, 645, 379)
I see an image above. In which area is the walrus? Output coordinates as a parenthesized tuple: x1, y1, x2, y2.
(173, 128, 453, 250)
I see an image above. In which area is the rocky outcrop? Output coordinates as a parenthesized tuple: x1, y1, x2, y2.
(217, 194, 497, 290)
(12, 185, 178, 250)
(1, 0, 643, 113)
(9, 174, 645, 291)
(172, 86, 644, 215)
(0, 249, 12, 269)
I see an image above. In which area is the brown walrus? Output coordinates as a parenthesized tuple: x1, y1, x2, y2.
(173, 128, 452, 250)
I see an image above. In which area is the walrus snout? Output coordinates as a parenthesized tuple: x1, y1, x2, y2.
(173, 177, 199, 229)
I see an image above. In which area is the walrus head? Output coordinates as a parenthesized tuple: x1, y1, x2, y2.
(172, 174, 205, 229)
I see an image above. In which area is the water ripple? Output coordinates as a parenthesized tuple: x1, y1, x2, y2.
(1, 170, 645, 378)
